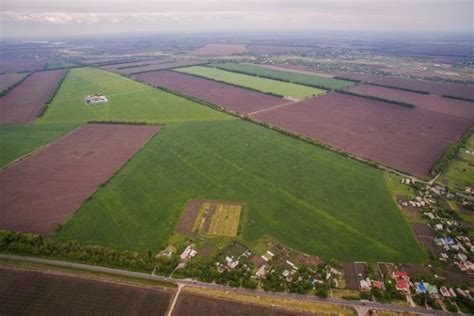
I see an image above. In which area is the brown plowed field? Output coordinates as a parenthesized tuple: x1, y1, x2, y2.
(0, 61, 45, 74)
(0, 69, 65, 125)
(172, 292, 316, 316)
(0, 124, 160, 235)
(348, 84, 474, 119)
(101, 58, 173, 74)
(252, 92, 472, 179)
(343, 262, 358, 290)
(0, 267, 172, 316)
(191, 43, 247, 56)
(134, 70, 286, 114)
(0, 73, 27, 92)
(125, 60, 203, 75)
(335, 71, 474, 100)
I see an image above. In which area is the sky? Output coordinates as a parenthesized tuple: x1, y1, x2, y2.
(0, 0, 472, 38)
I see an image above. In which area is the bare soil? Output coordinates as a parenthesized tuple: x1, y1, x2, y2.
(252, 92, 472, 179)
(0, 124, 160, 235)
(411, 224, 435, 237)
(335, 71, 474, 100)
(172, 292, 315, 316)
(134, 70, 287, 114)
(0, 267, 173, 316)
(0, 73, 27, 92)
(124, 60, 203, 75)
(0, 69, 66, 125)
(349, 84, 474, 119)
(343, 262, 358, 290)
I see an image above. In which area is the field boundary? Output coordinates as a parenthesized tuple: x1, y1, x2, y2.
(210, 63, 349, 91)
(170, 69, 286, 98)
(0, 125, 81, 172)
(37, 68, 70, 118)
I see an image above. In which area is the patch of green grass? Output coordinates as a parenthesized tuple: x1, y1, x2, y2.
(0, 124, 78, 168)
(440, 134, 474, 190)
(384, 173, 415, 198)
(176, 66, 324, 99)
(37, 67, 231, 124)
(211, 63, 354, 90)
(55, 120, 424, 262)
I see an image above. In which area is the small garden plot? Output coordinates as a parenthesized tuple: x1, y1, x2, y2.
(176, 200, 244, 238)
(208, 203, 243, 237)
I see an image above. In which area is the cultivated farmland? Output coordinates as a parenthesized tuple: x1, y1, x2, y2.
(38, 67, 230, 124)
(0, 124, 77, 168)
(176, 66, 324, 99)
(55, 119, 424, 262)
(134, 70, 287, 114)
(207, 203, 243, 237)
(0, 124, 160, 235)
(335, 71, 474, 100)
(252, 92, 472, 179)
(440, 133, 474, 190)
(348, 84, 474, 119)
(103, 59, 203, 75)
(0, 268, 173, 315)
(171, 292, 313, 316)
(211, 63, 354, 90)
(0, 73, 27, 93)
(0, 70, 66, 125)
(190, 43, 247, 56)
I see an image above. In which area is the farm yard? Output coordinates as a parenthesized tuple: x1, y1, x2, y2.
(175, 66, 325, 99)
(0, 124, 77, 168)
(134, 70, 288, 114)
(55, 119, 423, 262)
(0, 268, 173, 315)
(0, 69, 66, 125)
(37, 67, 230, 124)
(252, 92, 472, 179)
(0, 124, 160, 235)
(211, 63, 354, 90)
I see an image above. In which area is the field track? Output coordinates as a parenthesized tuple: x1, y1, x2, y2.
(0, 70, 66, 125)
(0, 124, 160, 235)
(134, 70, 288, 114)
(252, 92, 472, 179)
(0, 267, 173, 315)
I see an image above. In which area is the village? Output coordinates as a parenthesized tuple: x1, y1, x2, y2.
(148, 177, 473, 314)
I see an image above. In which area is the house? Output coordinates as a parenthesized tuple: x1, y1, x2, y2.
(360, 279, 371, 291)
(415, 282, 427, 294)
(225, 256, 239, 269)
(458, 253, 468, 261)
(427, 284, 439, 298)
(458, 260, 474, 271)
(392, 271, 410, 293)
(180, 245, 197, 260)
(440, 286, 451, 297)
(372, 280, 383, 290)
(255, 265, 267, 278)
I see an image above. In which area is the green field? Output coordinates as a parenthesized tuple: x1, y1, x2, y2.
(55, 119, 424, 262)
(211, 63, 354, 90)
(175, 66, 324, 99)
(440, 133, 474, 190)
(38, 67, 231, 124)
(0, 124, 78, 168)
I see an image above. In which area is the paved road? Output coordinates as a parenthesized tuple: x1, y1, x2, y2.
(0, 254, 454, 315)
